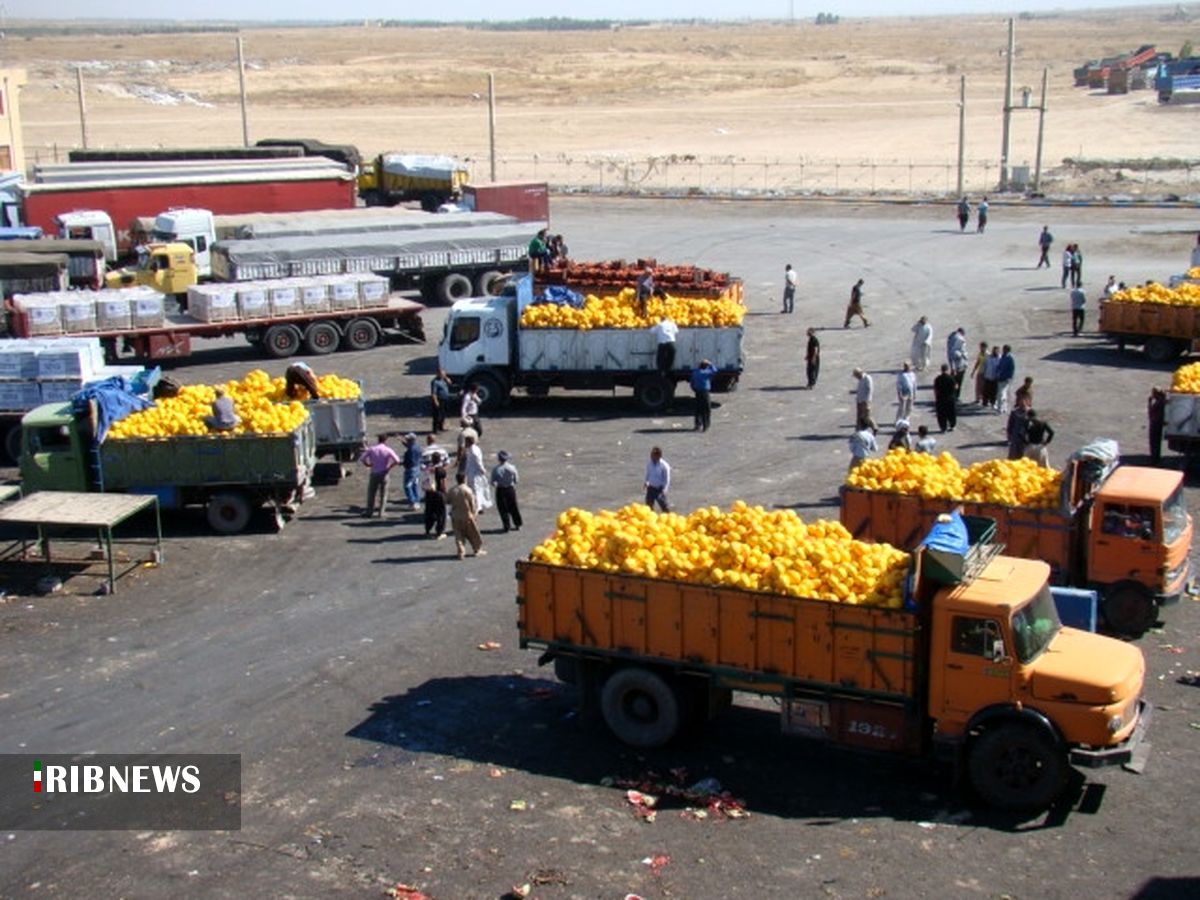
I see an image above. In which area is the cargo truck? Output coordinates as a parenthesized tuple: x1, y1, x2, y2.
(1164, 389, 1200, 460)
(0, 238, 106, 290)
(519, 514, 1149, 812)
(358, 153, 469, 210)
(840, 447, 1192, 638)
(23, 157, 358, 260)
(0, 253, 68, 303)
(438, 274, 744, 412)
(1099, 297, 1200, 362)
(19, 399, 316, 534)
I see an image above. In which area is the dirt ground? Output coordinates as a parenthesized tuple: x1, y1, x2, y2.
(9, 10, 1200, 193)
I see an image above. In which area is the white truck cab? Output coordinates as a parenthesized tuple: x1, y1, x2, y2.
(439, 294, 516, 375)
(152, 208, 216, 279)
(55, 210, 118, 263)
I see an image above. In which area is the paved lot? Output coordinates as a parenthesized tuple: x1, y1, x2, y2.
(1, 197, 1199, 899)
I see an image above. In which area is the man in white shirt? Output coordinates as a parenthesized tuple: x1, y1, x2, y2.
(651, 316, 679, 376)
(910, 316, 933, 372)
(848, 427, 877, 472)
(643, 446, 671, 512)
(781, 264, 797, 314)
(896, 362, 917, 425)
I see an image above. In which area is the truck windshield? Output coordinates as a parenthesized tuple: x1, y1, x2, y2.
(1010, 584, 1061, 664)
(1163, 486, 1188, 544)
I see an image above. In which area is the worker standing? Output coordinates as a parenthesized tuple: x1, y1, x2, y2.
(651, 315, 679, 377)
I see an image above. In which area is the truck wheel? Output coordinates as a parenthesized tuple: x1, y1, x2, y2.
(968, 723, 1067, 812)
(263, 324, 302, 359)
(711, 372, 739, 393)
(476, 270, 506, 296)
(1102, 582, 1158, 638)
(471, 372, 509, 412)
(3, 424, 21, 465)
(600, 667, 682, 748)
(437, 273, 474, 306)
(206, 492, 253, 535)
(343, 318, 381, 352)
(304, 321, 341, 356)
(1144, 336, 1185, 364)
(634, 374, 675, 412)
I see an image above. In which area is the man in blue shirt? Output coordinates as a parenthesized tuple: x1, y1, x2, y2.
(402, 433, 424, 509)
(690, 359, 717, 432)
(995, 345, 1016, 414)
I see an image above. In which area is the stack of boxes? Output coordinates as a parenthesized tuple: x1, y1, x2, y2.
(0, 338, 143, 410)
(11, 288, 169, 335)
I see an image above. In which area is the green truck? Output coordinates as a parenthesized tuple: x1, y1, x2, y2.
(19, 402, 317, 534)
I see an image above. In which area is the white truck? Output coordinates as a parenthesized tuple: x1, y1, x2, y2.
(437, 275, 744, 412)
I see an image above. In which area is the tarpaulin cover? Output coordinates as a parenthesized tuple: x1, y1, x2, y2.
(380, 154, 465, 179)
(920, 510, 969, 555)
(533, 285, 586, 309)
(73, 377, 153, 444)
(236, 210, 514, 241)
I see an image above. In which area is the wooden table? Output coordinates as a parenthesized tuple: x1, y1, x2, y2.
(0, 491, 162, 594)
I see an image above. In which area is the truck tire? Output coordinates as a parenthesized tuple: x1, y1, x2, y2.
(437, 273, 474, 306)
(711, 372, 739, 393)
(476, 270, 506, 296)
(1144, 336, 1185, 364)
(1101, 581, 1159, 638)
(263, 324, 303, 359)
(343, 318, 381, 352)
(3, 424, 21, 465)
(967, 722, 1067, 812)
(600, 667, 682, 748)
(634, 374, 675, 412)
(206, 492, 253, 535)
(470, 372, 509, 412)
(303, 321, 341, 355)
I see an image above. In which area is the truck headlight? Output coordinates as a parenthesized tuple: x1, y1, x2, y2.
(1108, 714, 1123, 734)
(1163, 559, 1188, 587)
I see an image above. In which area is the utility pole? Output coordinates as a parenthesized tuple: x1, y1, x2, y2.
(76, 66, 89, 150)
(999, 17, 1014, 192)
(956, 75, 966, 197)
(236, 35, 250, 148)
(1033, 67, 1048, 193)
(488, 73, 497, 182)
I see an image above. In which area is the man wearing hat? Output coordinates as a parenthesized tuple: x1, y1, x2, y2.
(490, 450, 522, 532)
(401, 433, 423, 510)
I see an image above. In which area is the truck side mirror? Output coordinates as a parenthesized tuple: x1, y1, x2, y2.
(990, 639, 1008, 663)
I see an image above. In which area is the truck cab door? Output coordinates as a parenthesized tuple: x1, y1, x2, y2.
(438, 308, 509, 376)
(19, 424, 89, 493)
(1090, 501, 1162, 590)
(930, 612, 1016, 729)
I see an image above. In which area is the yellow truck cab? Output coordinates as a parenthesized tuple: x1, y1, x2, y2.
(104, 242, 198, 296)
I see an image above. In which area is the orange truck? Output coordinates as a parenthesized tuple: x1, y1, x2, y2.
(1098, 298, 1200, 363)
(840, 450, 1192, 638)
(517, 516, 1149, 812)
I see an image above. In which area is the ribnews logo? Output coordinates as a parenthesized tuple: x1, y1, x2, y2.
(2, 754, 240, 830)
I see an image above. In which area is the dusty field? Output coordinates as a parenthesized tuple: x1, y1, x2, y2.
(8, 8, 1200, 193)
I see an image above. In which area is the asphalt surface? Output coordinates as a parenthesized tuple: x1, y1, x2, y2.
(1, 197, 1199, 900)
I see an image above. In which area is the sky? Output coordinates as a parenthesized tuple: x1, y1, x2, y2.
(1, 0, 1178, 23)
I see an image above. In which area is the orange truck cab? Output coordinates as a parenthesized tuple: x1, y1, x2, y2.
(519, 513, 1149, 812)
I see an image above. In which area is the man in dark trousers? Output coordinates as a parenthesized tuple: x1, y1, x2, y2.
(1037, 226, 1054, 268)
(1148, 386, 1167, 465)
(690, 359, 717, 432)
(933, 364, 958, 433)
(805, 328, 820, 389)
(490, 450, 522, 532)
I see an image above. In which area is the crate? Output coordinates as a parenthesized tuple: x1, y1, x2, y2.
(0, 381, 42, 410)
(37, 343, 97, 379)
(131, 294, 166, 329)
(357, 275, 389, 309)
(59, 297, 98, 333)
(187, 285, 239, 323)
(326, 277, 360, 312)
(39, 380, 82, 404)
(15, 297, 63, 336)
(299, 281, 331, 314)
(236, 286, 269, 320)
(0, 344, 42, 379)
(269, 283, 300, 318)
(95, 297, 133, 331)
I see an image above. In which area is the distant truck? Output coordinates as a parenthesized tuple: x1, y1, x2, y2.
(19, 399, 317, 534)
(358, 153, 470, 211)
(438, 275, 744, 412)
(1157, 57, 1200, 103)
(0, 238, 106, 290)
(520, 515, 1150, 812)
(840, 447, 1193, 637)
(0, 253, 68, 304)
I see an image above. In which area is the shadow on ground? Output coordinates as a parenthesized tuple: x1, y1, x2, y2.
(347, 673, 1103, 831)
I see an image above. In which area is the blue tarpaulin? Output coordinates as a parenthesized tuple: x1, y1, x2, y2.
(920, 510, 969, 555)
(72, 377, 153, 444)
(534, 285, 586, 309)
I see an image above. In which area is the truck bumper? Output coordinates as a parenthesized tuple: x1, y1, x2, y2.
(1068, 700, 1152, 771)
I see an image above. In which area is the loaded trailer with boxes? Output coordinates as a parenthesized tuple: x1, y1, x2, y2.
(3, 275, 425, 363)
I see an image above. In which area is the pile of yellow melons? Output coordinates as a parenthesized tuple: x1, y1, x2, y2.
(108, 369, 310, 439)
(520, 289, 745, 330)
(846, 449, 1062, 509)
(1171, 361, 1200, 393)
(1109, 282, 1200, 307)
(528, 501, 911, 607)
(259, 372, 361, 401)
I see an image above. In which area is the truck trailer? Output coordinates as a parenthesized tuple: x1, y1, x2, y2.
(438, 274, 744, 412)
(520, 514, 1149, 813)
